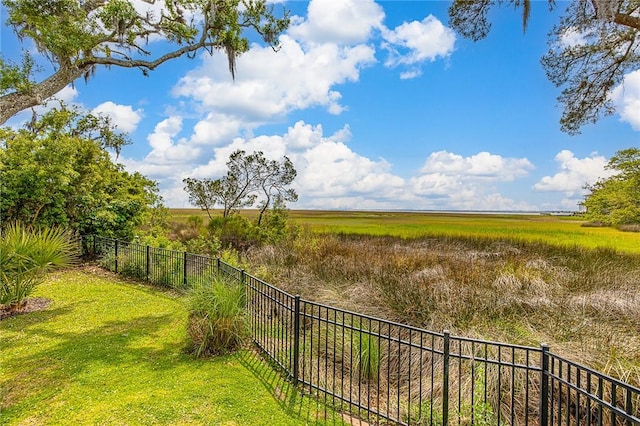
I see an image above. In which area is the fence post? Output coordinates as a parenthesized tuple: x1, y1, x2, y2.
(216, 258, 221, 280)
(240, 269, 245, 285)
(293, 295, 301, 386)
(443, 330, 450, 425)
(183, 251, 188, 288)
(146, 245, 150, 281)
(114, 240, 119, 273)
(92, 235, 96, 257)
(540, 344, 550, 426)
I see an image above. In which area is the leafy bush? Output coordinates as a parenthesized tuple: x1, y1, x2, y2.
(186, 278, 248, 357)
(255, 200, 299, 245)
(207, 209, 299, 252)
(208, 215, 259, 251)
(0, 223, 77, 311)
(184, 235, 221, 256)
(119, 256, 147, 280)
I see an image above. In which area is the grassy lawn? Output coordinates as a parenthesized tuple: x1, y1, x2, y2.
(0, 269, 346, 425)
(168, 209, 640, 254)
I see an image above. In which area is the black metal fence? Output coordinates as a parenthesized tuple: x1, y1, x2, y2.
(83, 235, 640, 425)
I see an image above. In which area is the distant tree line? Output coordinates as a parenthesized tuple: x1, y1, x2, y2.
(582, 148, 640, 227)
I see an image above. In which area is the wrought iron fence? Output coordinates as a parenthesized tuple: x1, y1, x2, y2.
(82, 235, 640, 425)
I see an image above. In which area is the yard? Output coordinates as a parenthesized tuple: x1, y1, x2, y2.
(0, 268, 345, 425)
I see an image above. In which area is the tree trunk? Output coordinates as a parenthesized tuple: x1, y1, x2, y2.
(0, 64, 85, 125)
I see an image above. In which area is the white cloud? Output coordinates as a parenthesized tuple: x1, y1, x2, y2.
(148, 116, 183, 151)
(172, 2, 453, 124)
(140, 116, 202, 168)
(191, 134, 289, 180)
(173, 35, 376, 121)
(119, 114, 538, 211)
(92, 101, 142, 133)
(533, 150, 615, 194)
(441, 191, 535, 211)
(382, 15, 456, 78)
(419, 151, 534, 181)
(408, 151, 535, 210)
(610, 70, 640, 131)
(189, 113, 243, 146)
(294, 136, 404, 198)
(289, 0, 385, 45)
(399, 70, 422, 80)
(283, 121, 324, 150)
(52, 85, 80, 104)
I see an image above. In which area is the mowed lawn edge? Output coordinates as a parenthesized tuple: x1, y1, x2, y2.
(0, 269, 344, 426)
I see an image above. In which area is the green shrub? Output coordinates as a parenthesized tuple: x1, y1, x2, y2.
(0, 223, 76, 311)
(184, 235, 221, 256)
(255, 201, 299, 245)
(405, 401, 444, 426)
(186, 278, 248, 357)
(208, 215, 259, 251)
(119, 255, 147, 280)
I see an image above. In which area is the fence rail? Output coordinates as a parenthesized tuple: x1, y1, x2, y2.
(83, 235, 640, 425)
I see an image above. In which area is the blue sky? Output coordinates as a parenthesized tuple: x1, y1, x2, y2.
(4, 0, 640, 211)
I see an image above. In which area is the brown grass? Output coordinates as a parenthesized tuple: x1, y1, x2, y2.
(247, 232, 640, 387)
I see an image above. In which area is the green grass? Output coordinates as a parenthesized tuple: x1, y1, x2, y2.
(288, 210, 640, 253)
(169, 209, 640, 254)
(0, 269, 346, 425)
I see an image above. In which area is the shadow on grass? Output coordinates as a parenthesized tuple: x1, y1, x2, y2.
(0, 303, 76, 327)
(7, 312, 180, 370)
(237, 349, 359, 426)
(1, 309, 188, 422)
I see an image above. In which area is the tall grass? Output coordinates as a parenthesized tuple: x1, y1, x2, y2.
(352, 326, 380, 382)
(283, 211, 640, 253)
(248, 231, 640, 387)
(186, 278, 248, 356)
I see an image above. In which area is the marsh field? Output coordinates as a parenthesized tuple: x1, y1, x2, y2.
(170, 209, 640, 386)
(170, 208, 640, 253)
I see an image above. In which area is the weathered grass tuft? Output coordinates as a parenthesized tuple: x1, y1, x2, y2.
(618, 224, 640, 233)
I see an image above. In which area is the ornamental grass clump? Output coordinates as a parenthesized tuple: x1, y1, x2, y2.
(0, 223, 77, 312)
(186, 278, 248, 357)
(352, 327, 380, 382)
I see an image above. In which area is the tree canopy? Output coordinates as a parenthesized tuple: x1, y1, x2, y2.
(0, 106, 158, 240)
(183, 149, 297, 223)
(582, 148, 640, 225)
(0, 0, 290, 124)
(448, 0, 640, 134)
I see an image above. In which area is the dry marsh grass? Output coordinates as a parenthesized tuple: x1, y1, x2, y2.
(248, 232, 640, 388)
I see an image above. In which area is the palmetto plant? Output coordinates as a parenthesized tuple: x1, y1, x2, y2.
(0, 223, 77, 311)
